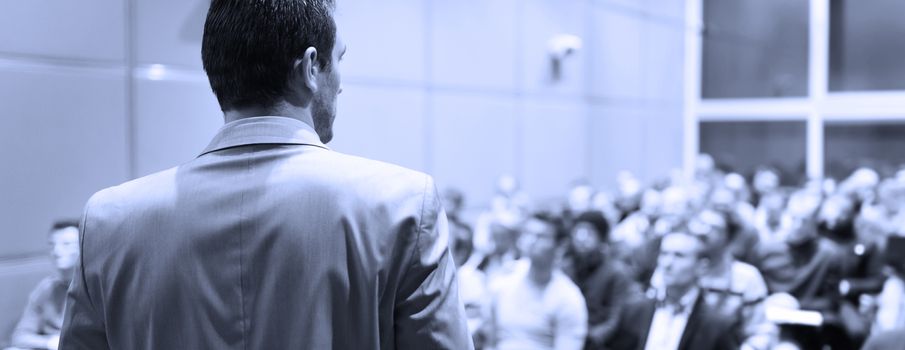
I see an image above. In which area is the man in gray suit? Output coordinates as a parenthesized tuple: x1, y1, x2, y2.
(59, 0, 472, 349)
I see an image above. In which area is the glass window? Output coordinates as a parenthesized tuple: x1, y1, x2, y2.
(700, 120, 807, 185)
(824, 121, 905, 180)
(701, 0, 809, 98)
(829, 0, 905, 91)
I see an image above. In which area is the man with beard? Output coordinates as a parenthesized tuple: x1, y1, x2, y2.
(58, 1, 471, 349)
(563, 211, 639, 349)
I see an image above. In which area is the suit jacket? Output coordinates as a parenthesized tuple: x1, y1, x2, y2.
(606, 291, 738, 350)
(59, 117, 473, 350)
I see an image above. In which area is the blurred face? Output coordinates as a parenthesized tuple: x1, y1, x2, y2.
(688, 210, 728, 251)
(818, 197, 853, 230)
(658, 233, 704, 289)
(523, 219, 559, 266)
(491, 223, 516, 254)
(710, 187, 736, 213)
(754, 170, 779, 194)
(784, 212, 818, 246)
(568, 185, 594, 213)
(50, 227, 79, 272)
(571, 222, 601, 255)
(311, 30, 345, 144)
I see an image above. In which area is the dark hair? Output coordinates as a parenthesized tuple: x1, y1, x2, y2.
(51, 219, 80, 233)
(661, 230, 708, 259)
(573, 210, 610, 242)
(529, 211, 568, 244)
(202, 0, 337, 111)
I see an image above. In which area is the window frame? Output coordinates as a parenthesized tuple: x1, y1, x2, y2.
(684, 0, 905, 180)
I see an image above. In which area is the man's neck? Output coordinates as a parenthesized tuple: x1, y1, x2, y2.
(528, 260, 554, 286)
(223, 102, 315, 128)
(665, 283, 697, 304)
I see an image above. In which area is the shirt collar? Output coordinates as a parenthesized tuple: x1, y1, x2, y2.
(656, 286, 700, 314)
(199, 116, 329, 157)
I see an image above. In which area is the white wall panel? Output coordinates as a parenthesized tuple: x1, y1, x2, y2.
(336, 0, 426, 83)
(133, 76, 222, 177)
(520, 98, 589, 201)
(589, 105, 646, 189)
(429, 0, 518, 90)
(134, 0, 208, 67)
(642, 107, 684, 182)
(0, 66, 129, 257)
(0, 0, 125, 62)
(589, 8, 645, 99)
(644, 22, 686, 103)
(430, 93, 517, 207)
(331, 84, 427, 172)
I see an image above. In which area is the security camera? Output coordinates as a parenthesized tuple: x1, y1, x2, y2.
(547, 34, 583, 82)
(547, 34, 583, 60)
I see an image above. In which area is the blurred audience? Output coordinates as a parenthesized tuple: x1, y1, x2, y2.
(436, 157, 905, 349)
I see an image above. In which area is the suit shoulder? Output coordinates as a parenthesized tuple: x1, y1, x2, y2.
(312, 151, 436, 197)
(329, 151, 430, 182)
(84, 166, 180, 218)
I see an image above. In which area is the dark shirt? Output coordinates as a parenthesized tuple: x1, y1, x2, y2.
(568, 252, 640, 349)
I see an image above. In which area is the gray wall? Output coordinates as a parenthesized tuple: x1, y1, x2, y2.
(0, 0, 686, 336)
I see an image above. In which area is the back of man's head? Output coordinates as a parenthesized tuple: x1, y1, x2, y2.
(202, 0, 336, 111)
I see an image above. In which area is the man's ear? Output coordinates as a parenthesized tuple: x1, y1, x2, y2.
(295, 46, 320, 92)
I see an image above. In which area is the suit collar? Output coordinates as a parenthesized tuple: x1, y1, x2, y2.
(199, 116, 329, 157)
(676, 292, 706, 350)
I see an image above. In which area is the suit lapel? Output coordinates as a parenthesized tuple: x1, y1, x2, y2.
(676, 294, 703, 350)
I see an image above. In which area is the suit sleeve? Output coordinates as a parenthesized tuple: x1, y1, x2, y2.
(393, 176, 474, 350)
(59, 202, 110, 350)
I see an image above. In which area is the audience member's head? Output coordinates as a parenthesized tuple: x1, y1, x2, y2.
(660, 186, 690, 218)
(443, 187, 466, 220)
(522, 213, 566, 270)
(615, 172, 643, 215)
(817, 195, 856, 232)
(695, 153, 716, 180)
(724, 172, 750, 203)
(450, 222, 474, 268)
(753, 166, 781, 195)
(640, 189, 663, 218)
(49, 219, 80, 280)
(783, 191, 822, 247)
(657, 231, 708, 294)
(490, 214, 521, 255)
(687, 209, 730, 259)
(566, 180, 594, 213)
(570, 211, 610, 257)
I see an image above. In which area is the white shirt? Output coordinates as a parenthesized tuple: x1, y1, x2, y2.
(490, 262, 588, 350)
(644, 287, 699, 350)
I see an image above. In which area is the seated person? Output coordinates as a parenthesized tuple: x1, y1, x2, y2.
(607, 230, 737, 350)
(562, 211, 639, 349)
(651, 210, 775, 350)
(7, 220, 80, 350)
(755, 192, 853, 349)
(450, 220, 490, 349)
(487, 213, 587, 350)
